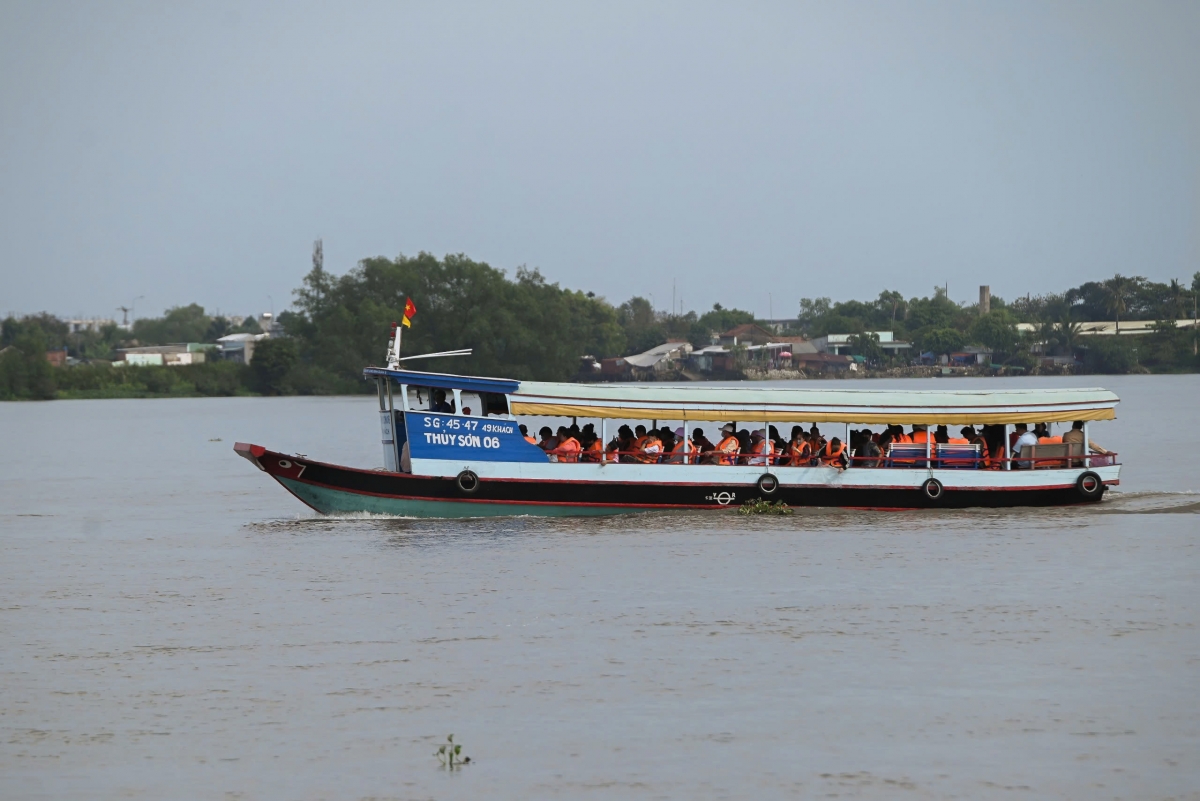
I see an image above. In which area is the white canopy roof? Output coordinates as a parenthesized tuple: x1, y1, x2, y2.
(509, 382, 1119, 424)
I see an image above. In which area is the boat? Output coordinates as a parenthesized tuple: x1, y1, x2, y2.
(235, 337, 1121, 517)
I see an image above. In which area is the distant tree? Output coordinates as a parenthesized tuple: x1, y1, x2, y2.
(846, 332, 885, 365)
(0, 321, 55, 400)
(969, 311, 1019, 354)
(132, 304, 211, 344)
(1102, 274, 1141, 333)
(250, 338, 298, 395)
(920, 327, 964, 357)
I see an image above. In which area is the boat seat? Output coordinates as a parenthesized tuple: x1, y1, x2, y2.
(934, 444, 981, 469)
(885, 444, 930, 468)
(1026, 442, 1082, 469)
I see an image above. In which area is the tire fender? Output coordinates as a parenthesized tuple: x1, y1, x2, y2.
(922, 477, 944, 501)
(1076, 471, 1104, 501)
(456, 470, 480, 495)
(756, 473, 779, 495)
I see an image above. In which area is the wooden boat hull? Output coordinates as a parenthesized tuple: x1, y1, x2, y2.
(236, 443, 1119, 518)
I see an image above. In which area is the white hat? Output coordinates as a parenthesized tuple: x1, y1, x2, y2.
(721, 423, 734, 433)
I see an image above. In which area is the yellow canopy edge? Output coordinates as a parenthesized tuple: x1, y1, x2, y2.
(510, 402, 1117, 425)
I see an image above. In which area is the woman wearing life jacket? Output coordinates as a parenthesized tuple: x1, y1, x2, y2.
(580, 434, 604, 463)
(715, 424, 741, 466)
(785, 427, 811, 466)
(747, 430, 773, 466)
(554, 425, 582, 463)
(636, 431, 663, 464)
(819, 437, 848, 470)
(665, 427, 693, 464)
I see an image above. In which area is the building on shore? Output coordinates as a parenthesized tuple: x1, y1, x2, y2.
(810, 331, 912, 359)
(116, 343, 214, 366)
(216, 333, 269, 364)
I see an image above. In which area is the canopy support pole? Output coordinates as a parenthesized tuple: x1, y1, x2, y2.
(1083, 421, 1090, 468)
(601, 418, 607, 465)
(1003, 424, 1011, 470)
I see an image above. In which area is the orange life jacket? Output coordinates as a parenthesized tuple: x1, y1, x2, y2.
(636, 436, 662, 464)
(911, 430, 929, 444)
(819, 441, 846, 466)
(948, 437, 969, 444)
(748, 438, 773, 466)
(556, 436, 581, 463)
(786, 440, 811, 466)
(1038, 435, 1062, 444)
(667, 438, 693, 463)
(523, 435, 537, 445)
(895, 433, 913, 444)
(987, 443, 1005, 469)
(581, 439, 604, 462)
(716, 435, 740, 465)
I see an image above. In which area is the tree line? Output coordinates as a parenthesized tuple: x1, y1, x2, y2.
(3, 255, 1198, 400)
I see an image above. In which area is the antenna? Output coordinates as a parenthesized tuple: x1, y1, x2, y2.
(117, 306, 131, 326)
(397, 349, 473, 362)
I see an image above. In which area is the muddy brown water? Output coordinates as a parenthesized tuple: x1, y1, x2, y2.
(2, 375, 1198, 800)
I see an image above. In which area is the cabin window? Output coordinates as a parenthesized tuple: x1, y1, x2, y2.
(482, 392, 509, 417)
(459, 391, 482, 416)
(406, 385, 455, 413)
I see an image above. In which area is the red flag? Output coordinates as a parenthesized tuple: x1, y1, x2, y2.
(402, 297, 416, 328)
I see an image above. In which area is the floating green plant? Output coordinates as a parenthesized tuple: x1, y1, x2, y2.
(739, 499, 794, 516)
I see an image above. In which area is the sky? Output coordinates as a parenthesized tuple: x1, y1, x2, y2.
(1, 0, 1197, 322)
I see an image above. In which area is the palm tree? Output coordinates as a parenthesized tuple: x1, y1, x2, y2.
(1055, 308, 1083, 356)
(1166, 278, 1187, 320)
(1103, 274, 1136, 334)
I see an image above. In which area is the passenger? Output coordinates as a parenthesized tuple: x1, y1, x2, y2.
(554, 426, 581, 462)
(893, 424, 913, 445)
(934, 425, 950, 444)
(692, 428, 716, 462)
(855, 429, 882, 467)
(950, 427, 971, 445)
(538, 426, 559, 462)
(617, 425, 639, 463)
(431, 389, 453, 414)
(747, 429, 773, 466)
(965, 426, 989, 467)
(1013, 423, 1038, 469)
(735, 429, 753, 465)
(715, 424, 741, 465)
(769, 426, 786, 459)
(809, 425, 827, 452)
(666, 427, 693, 464)
(910, 424, 929, 444)
(637, 428, 663, 463)
(1061, 420, 1111, 461)
(519, 424, 537, 445)
(981, 425, 1006, 469)
(581, 432, 604, 463)
(878, 429, 896, 466)
(659, 427, 676, 455)
(819, 437, 848, 470)
(785, 426, 811, 466)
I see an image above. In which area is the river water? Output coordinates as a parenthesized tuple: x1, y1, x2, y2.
(2, 375, 1197, 800)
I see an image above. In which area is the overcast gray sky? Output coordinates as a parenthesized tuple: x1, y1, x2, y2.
(2, 0, 1196, 321)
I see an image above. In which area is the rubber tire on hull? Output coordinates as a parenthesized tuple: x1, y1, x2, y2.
(456, 470, 480, 494)
(922, 477, 944, 502)
(1076, 471, 1104, 501)
(756, 473, 779, 495)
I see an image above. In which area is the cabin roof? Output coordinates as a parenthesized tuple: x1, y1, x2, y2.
(365, 367, 1119, 424)
(507, 381, 1119, 424)
(363, 367, 519, 395)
